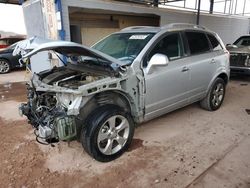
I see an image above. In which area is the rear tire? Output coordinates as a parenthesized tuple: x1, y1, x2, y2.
(0, 59, 10, 74)
(200, 78, 226, 111)
(81, 104, 134, 162)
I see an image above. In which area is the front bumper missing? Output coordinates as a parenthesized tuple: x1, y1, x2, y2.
(35, 115, 77, 145)
(19, 102, 77, 144)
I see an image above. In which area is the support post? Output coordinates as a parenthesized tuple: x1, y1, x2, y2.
(153, 0, 159, 7)
(196, 0, 201, 25)
(224, 0, 227, 14)
(243, 0, 246, 15)
(210, 0, 214, 14)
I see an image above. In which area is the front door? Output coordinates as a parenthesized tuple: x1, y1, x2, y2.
(143, 32, 190, 121)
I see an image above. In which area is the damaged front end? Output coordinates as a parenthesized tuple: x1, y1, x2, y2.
(19, 62, 121, 144)
(19, 77, 78, 144)
(18, 40, 136, 145)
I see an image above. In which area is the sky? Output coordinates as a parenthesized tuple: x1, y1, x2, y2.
(0, 3, 26, 35)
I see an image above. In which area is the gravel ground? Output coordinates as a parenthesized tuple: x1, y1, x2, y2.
(0, 70, 249, 188)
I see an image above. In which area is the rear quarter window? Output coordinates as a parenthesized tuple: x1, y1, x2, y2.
(207, 34, 223, 51)
(185, 32, 210, 55)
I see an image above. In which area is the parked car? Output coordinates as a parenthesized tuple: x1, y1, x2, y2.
(0, 43, 23, 74)
(226, 35, 250, 75)
(0, 36, 25, 49)
(19, 24, 230, 162)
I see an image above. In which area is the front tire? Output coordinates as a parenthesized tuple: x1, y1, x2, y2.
(81, 104, 134, 162)
(200, 78, 226, 111)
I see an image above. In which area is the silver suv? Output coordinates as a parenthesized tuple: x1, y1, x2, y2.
(19, 24, 230, 162)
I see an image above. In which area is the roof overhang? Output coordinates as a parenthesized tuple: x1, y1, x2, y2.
(0, 0, 25, 5)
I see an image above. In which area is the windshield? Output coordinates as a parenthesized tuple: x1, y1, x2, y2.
(92, 33, 154, 64)
(233, 36, 250, 47)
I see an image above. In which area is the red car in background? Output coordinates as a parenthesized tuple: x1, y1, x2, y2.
(0, 36, 25, 49)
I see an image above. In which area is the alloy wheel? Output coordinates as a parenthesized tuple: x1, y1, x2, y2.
(97, 115, 130, 155)
(211, 83, 224, 107)
(0, 60, 10, 73)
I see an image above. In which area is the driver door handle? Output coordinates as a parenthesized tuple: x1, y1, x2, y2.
(210, 59, 216, 64)
(182, 66, 190, 72)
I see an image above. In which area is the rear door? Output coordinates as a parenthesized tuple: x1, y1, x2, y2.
(182, 31, 217, 101)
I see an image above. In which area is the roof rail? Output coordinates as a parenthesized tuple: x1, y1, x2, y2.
(121, 26, 157, 31)
(162, 23, 207, 30)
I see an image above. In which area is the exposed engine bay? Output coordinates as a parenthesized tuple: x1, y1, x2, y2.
(19, 66, 109, 144)
(38, 66, 106, 89)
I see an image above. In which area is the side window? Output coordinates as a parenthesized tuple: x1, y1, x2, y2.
(185, 32, 210, 55)
(207, 34, 223, 51)
(148, 33, 183, 63)
(234, 37, 250, 46)
(241, 39, 250, 46)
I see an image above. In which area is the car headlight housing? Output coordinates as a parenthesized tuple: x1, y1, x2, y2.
(245, 55, 250, 67)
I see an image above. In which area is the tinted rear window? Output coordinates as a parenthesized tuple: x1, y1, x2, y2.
(185, 32, 210, 55)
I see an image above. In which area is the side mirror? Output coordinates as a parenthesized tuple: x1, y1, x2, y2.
(226, 44, 238, 49)
(146, 53, 169, 74)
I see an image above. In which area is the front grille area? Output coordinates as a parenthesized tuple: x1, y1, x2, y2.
(230, 53, 250, 67)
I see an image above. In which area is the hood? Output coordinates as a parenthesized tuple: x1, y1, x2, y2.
(16, 39, 125, 76)
(228, 46, 250, 54)
(13, 36, 52, 56)
(21, 40, 123, 67)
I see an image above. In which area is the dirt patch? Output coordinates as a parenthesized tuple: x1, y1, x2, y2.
(0, 82, 27, 121)
(240, 83, 248, 86)
(0, 101, 26, 121)
(0, 119, 84, 188)
(127, 138, 144, 152)
(0, 82, 27, 102)
(81, 146, 165, 188)
(245, 109, 250, 115)
(0, 117, 166, 188)
(0, 70, 29, 84)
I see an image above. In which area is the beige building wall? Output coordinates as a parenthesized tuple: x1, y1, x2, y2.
(70, 12, 159, 46)
(81, 28, 119, 46)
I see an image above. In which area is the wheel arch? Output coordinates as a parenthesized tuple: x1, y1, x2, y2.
(206, 71, 229, 94)
(76, 90, 134, 140)
(78, 90, 134, 123)
(217, 72, 229, 85)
